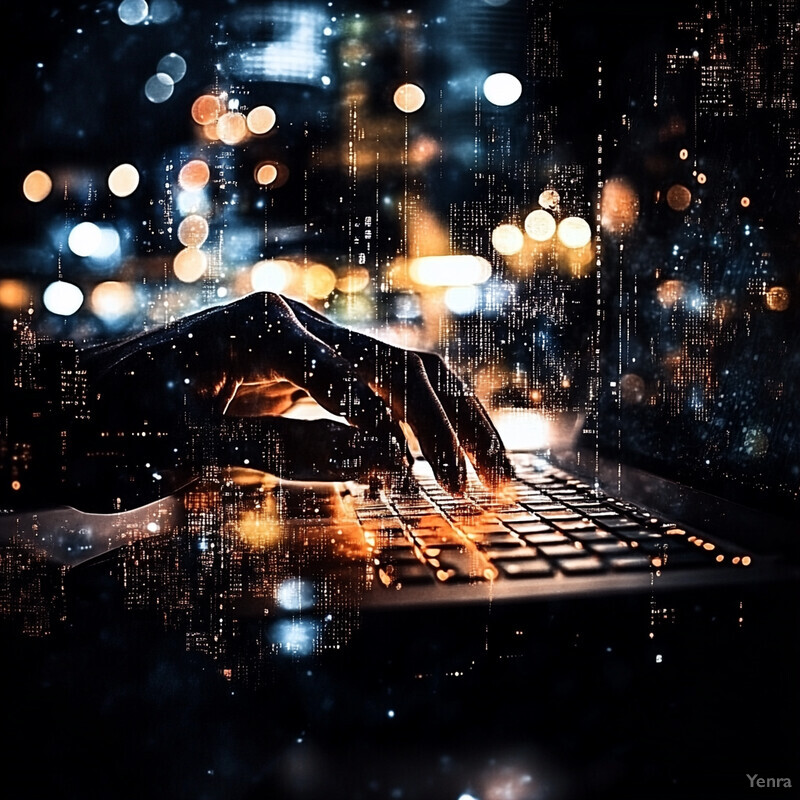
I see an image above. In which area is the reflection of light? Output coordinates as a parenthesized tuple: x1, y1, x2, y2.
(276, 577, 315, 610)
(227, 7, 328, 85)
(251, 259, 292, 293)
(146, 521, 160, 533)
(657, 279, 685, 307)
(22, 170, 52, 202)
(177, 189, 211, 216)
(173, 248, 208, 282)
(666, 184, 691, 211)
(524, 209, 556, 241)
(247, 105, 277, 134)
(303, 264, 337, 299)
(108, 163, 140, 197)
(157, 52, 186, 82)
(191, 94, 224, 125)
(0, 280, 30, 309)
(178, 160, 210, 191)
(118, 0, 148, 25)
(491, 224, 524, 255)
(483, 72, 522, 106)
(43, 281, 83, 316)
(91, 281, 136, 322)
(538, 189, 559, 210)
(409, 255, 491, 287)
(217, 111, 248, 144)
(765, 286, 790, 311)
(600, 178, 640, 233)
(490, 408, 549, 452)
(336, 266, 370, 294)
(144, 73, 174, 104)
(177, 214, 209, 247)
(272, 620, 318, 656)
(444, 285, 479, 315)
(393, 83, 426, 113)
(255, 163, 279, 185)
(68, 222, 102, 257)
(556, 217, 591, 248)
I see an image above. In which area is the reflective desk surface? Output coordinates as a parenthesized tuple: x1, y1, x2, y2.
(1, 476, 798, 800)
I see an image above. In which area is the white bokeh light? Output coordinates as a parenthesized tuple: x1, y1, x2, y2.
(118, 0, 149, 25)
(68, 222, 102, 257)
(43, 281, 84, 316)
(483, 72, 523, 106)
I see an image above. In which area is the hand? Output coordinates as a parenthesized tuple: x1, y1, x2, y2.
(71, 291, 511, 509)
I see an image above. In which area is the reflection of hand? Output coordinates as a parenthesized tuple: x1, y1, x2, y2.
(75, 292, 511, 508)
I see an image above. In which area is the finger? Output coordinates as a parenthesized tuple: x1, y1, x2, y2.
(215, 416, 404, 484)
(415, 351, 514, 487)
(281, 297, 467, 492)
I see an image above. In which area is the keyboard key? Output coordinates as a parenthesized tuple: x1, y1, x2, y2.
(472, 532, 526, 548)
(498, 558, 553, 578)
(553, 519, 597, 532)
(556, 556, 605, 574)
(483, 547, 538, 561)
(521, 531, 569, 546)
(594, 515, 640, 530)
(539, 543, 586, 558)
(377, 562, 433, 587)
(506, 521, 554, 535)
(537, 510, 581, 521)
(605, 553, 652, 570)
(588, 541, 631, 554)
(568, 530, 617, 542)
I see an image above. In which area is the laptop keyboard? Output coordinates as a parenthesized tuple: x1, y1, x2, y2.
(351, 454, 755, 594)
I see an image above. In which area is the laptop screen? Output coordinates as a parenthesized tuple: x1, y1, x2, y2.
(1, 0, 798, 518)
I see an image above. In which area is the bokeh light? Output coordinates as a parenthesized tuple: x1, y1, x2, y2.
(409, 255, 492, 287)
(43, 281, 84, 316)
(144, 73, 174, 104)
(666, 184, 692, 211)
(444, 285, 479, 315)
(657, 279, 686, 307)
(491, 223, 525, 255)
(303, 264, 337, 299)
(178, 159, 210, 191)
(620, 372, 647, 404)
(600, 177, 640, 234)
(336, 266, 371, 294)
(393, 83, 426, 113)
(118, 0, 148, 26)
(255, 163, 279, 186)
(483, 72, 522, 106)
(0, 280, 31, 309)
(91, 281, 137, 322)
(217, 112, 248, 145)
(108, 163, 140, 197)
(173, 247, 208, 282)
(68, 222, 102, 257)
(524, 209, 557, 241)
(157, 52, 186, 83)
(765, 286, 790, 311)
(191, 94, 225, 125)
(23, 170, 53, 203)
(247, 105, 277, 135)
(538, 189, 560, 210)
(177, 214, 210, 247)
(251, 260, 292, 293)
(740, 196, 751, 208)
(556, 217, 592, 248)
